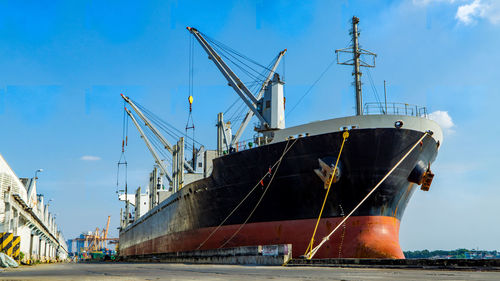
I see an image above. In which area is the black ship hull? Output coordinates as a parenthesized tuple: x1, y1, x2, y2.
(120, 127, 439, 258)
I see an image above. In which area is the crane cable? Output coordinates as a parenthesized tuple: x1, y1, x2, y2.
(304, 130, 349, 258)
(305, 131, 431, 260)
(186, 35, 196, 160)
(116, 103, 129, 195)
(135, 102, 203, 147)
(117, 105, 130, 225)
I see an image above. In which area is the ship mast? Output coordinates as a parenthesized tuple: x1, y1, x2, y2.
(336, 16, 377, 116)
(352, 17, 362, 116)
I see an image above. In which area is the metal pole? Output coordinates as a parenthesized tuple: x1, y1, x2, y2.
(178, 137, 184, 190)
(352, 16, 363, 115)
(123, 173, 128, 227)
(217, 113, 223, 156)
(384, 80, 387, 114)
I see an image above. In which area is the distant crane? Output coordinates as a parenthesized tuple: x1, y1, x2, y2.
(102, 215, 110, 246)
(82, 216, 114, 253)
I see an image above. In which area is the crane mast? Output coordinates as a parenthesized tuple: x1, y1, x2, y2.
(231, 49, 287, 146)
(125, 107, 173, 183)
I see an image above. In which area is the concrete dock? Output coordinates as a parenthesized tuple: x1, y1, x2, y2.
(1, 262, 500, 280)
(122, 244, 292, 265)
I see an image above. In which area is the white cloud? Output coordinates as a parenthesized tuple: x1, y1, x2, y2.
(455, 0, 487, 24)
(413, 0, 500, 25)
(413, 0, 456, 6)
(474, 0, 500, 24)
(80, 155, 101, 161)
(429, 110, 455, 133)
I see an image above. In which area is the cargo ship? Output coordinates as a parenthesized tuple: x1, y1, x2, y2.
(118, 17, 442, 259)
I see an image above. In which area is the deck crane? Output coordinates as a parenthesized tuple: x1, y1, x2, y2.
(186, 27, 287, 147)
(121, 94, 195, 173)
(231, 49, 287, 147)
(124, 107, 173, 183)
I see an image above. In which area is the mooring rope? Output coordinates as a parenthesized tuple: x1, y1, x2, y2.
(219, 138, 299, 249)
(196, 137, 298, 250)
(306, 131, 430, 259)
(304, 131, 349, 257)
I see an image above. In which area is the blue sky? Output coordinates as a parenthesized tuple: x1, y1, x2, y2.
(0, 0, 498, 251)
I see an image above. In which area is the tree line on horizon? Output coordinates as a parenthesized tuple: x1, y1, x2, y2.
(404, 249, 499, 259)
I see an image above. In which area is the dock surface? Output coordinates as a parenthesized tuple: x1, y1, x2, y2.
(1, 262, 500, 280)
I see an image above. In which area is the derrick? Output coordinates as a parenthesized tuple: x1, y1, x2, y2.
(120, 93, 207, 197)
(187, 27, 287, 149)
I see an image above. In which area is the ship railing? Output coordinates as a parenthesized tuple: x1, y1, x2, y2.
(222, 136, 271, 154)
(234, 138, 256, 152)
(363, 102, 428, 118)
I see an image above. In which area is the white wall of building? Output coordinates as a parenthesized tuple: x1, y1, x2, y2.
(0, 153, 68, 261)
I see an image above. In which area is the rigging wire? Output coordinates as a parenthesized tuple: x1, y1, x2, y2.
(203, 32, 280, 99)
(200, 34, 281, 123)
(134, 101, 203, 146)
(282, 54, 286, 82)
(117, 104, 129, 208)
(223, 53, 279, 125)
(224, 97, 241, 115)
(189, 35, 194, 98)
(366, 68, 385, 113)
(144, 124, 173, 163)
(286, 58, 336, 117)
(201, 31, 273, 72)
(186, 36, 196, 159)
(121, 103, 127, 151)
(228, 101, 247, 122)
(216, 47, 267, 82)
(206, 39, 265, 84)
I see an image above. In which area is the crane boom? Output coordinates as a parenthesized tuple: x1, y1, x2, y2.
(125, 107, 173, 183)
(122, 94, 173, 153)
(104, 215, 110, 240)
(231, 49, 287, 146)
(121, 94, 195, 173)
(186, 27, 268, 127)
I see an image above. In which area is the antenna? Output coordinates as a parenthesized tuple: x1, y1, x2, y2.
(335, 16, 377, 115)
(384, 80, 387, 115)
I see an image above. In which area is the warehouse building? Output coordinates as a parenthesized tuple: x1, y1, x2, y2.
(0, 153, 68, 262)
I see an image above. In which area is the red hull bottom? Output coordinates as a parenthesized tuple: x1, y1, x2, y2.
(121, 216, 403, 259)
